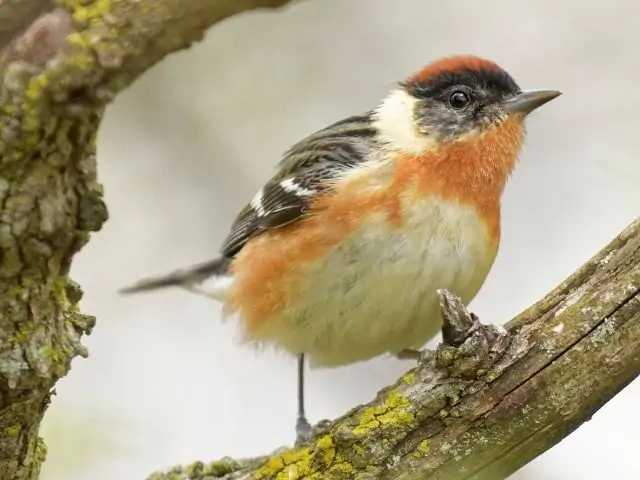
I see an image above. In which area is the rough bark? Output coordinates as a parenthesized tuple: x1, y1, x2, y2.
(148, 218, 640, 480)
(0, 1, 299, 479)
(0, 1, 638, 480)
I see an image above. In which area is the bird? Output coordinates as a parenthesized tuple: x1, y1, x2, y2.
(119, 54, 561, 446)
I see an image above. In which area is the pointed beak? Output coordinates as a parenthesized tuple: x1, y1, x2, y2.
(502, 89, 562, 115)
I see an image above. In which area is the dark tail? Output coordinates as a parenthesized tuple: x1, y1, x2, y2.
(119, 256, 231, 294)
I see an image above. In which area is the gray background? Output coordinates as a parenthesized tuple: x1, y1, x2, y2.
(40, 1, 639, 479)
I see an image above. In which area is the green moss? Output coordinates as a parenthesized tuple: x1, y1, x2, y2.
(446, 391, 459, 405)
(40, 342, 73, 377)
(51, 276, 70, 309)
(352, 444, 367, 458)
(41, 346, 61, 364)
(35, 437, 48, 463)
(185, 461, 205, 477)
(4, 424, 21, 438)
(483, 369, 500, 382)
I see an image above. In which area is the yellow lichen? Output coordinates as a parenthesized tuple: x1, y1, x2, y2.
(253, 446, 314, 479)
(384, 390, 411, 411)
(66, 32, 90, 48)
(328, 460, 355, 476)
(25, 75, 49, 103)
(402, 372, 415, 385)
(62, 48, 96, 71)
(36, 437, 48, 462)
(253, 433, 356, 479)
(352, 407, 377, 436)
(315, 435, 336, 466)
(414, 439, 431, 458)
(352, 389, 415, 436)
(351, 443, 368, 460)
(377, 408, 414, 425)
(59, 0, 113, 26)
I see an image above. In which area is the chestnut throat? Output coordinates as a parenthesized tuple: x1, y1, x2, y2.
(402, 117, 525, 241)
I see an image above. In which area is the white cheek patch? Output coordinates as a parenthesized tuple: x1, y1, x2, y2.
(373, 88, 440, 155)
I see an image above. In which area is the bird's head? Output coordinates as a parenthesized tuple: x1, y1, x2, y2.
(374, 55, 561, 155)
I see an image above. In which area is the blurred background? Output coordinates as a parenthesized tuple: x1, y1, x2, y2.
(39, 1, 639, 479)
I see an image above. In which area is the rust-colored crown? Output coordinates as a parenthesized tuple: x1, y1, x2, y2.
(407, 55, 506, 85)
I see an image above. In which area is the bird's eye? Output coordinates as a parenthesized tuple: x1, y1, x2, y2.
(449, 91, 470, 109)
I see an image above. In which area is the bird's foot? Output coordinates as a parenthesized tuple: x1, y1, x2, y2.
(396, 348, 435, 366)
(295, 415, 312, 448)
(295, 417, 331, 448)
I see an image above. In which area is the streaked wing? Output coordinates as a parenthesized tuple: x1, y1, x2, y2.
(219, 113, 377, 257)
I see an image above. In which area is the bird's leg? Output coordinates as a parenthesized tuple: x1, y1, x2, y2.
(396, 348, 421, 360)
(295, 353, 312, 447)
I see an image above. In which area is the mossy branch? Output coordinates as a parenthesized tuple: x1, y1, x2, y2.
(148, 217, 640, 480)
(0, 1, 298, 479)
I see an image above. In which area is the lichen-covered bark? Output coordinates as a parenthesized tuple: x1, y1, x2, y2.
(0, 1, 298, 479)
(0, 1, 638, 479)
(147, 218, 640, 480)
(0, 105, 104, 479)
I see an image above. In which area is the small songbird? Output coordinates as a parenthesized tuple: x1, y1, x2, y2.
(120, 55, 560, 445)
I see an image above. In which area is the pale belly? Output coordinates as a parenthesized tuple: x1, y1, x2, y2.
(242, 197, 498, 368)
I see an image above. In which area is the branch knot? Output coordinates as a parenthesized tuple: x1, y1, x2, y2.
(434, 289, 512, 379)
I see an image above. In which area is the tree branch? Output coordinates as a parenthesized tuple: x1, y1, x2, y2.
(147, 217, 640, 479)
(0, 1, 298, 479)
